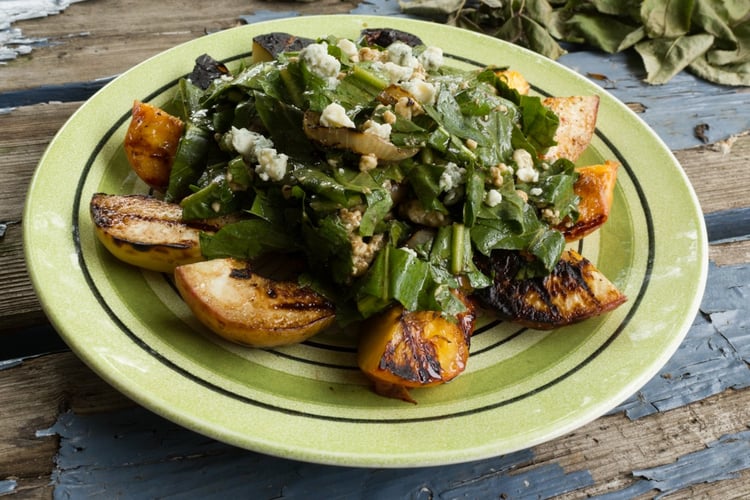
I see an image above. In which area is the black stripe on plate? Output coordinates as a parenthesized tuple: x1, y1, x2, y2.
(71, 50, 655, 424)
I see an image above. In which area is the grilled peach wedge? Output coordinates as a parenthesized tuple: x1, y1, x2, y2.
(358, 293, 476, 402)
(495, 68, 530, 95)
(474, 249, 626, 330)
(558, 160, 620, 241)
(90, 193, 206, 273)
(123, 100, 184, 192)
(174, 258, 336, 347)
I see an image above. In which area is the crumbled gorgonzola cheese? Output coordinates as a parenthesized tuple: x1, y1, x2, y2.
(418, 46, 444, 72)
(320, 102, 356, 128)
(359, 153, 378, 172)
(336, 38, 359, 62)
(362, 120, 391, 139)
(401, 79, 437, 105)
(230, 127, 274, 160)
(381, 61, 414, 84)
(484, 189, 503, 207)
(255, 148, 288, 182)
(439, 162, 466, 192)
(299, 42, 340, 86)
(513, 148, 539, 183)
(387, 41, 419, 68)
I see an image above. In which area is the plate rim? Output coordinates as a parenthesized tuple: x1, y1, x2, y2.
(23, 14, 708, 467)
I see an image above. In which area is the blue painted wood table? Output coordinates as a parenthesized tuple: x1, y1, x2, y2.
(1, 1, 749, 498)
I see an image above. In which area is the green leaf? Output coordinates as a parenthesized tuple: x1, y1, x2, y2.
(463, 166, 484, 227)
(640, 0, 695, 38)
(164, 123, 211, 203)
(302, 214, 354, 285)
(518, 94, 560, 152)
(635, 33, 715, 84)
(406, 162, 448, 213)
(200, 219, 296, 260)
(293, 168, 351, 206)
(253, 91, 314, 162)
(180, 176, 240, 220)
(528, 227, 565, 273)
(355, 245, 430, 315)
(360, 188, 393, 237)
(534, 158, 580, 221)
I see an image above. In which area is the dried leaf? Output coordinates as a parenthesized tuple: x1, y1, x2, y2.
(694, 123, 711, 143)
(626, 102, 648, 113)
(522, 15, 567, 59)
(688, 56, 750, 86)
(635, 33, 715, 84)
(588, 0, 641, 19)
(399, 0, 466, 18)
(706, 20, 750, 66)
(587, 72, 610, 81)
(640, 0, 695, 38)
(568, 13, 645, 53)
(400, 0, 750, 86)
(523, 0, 554, 26)
(692, 0, 739, 42)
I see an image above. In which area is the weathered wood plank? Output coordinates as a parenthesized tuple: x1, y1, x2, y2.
(546, 389, 750, 499)
(557, 50, 750, 150)
(0, 102, 80, 330)
(0, 223, 45, 330)
(1, 350, 748, 498)
(0, 352, 133, 496)
(0, 102, 79, 220)
(0, 0, 357, 94)
(2, 259, 748, 496)
(710, 240, 750, 267)
(676, 132, 750, 215)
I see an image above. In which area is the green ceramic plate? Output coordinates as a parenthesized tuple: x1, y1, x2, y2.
(24, 15, 707, 467)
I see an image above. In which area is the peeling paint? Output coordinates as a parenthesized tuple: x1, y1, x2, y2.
(47, 408, 593, 499)
(0, 0, 88, 61)
(0, 479, 17, 495)
(594, 430, 750, 499)
(0, 359, 22, 371)
(350, 0, 403, 16)
(610, 262, 750, 419)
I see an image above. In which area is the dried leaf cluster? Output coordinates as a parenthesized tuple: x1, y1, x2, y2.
(400, 0, 750, 86)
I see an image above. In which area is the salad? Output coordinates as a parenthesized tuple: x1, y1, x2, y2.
(91, 29, 626, 401)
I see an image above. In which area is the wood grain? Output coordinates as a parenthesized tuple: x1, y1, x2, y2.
(2, 351, 749, 497)
(0, 0, 357, 94)
(676, 132, 750, 214)
(0, 353, 133, 497)
(0, 102, 80, 330)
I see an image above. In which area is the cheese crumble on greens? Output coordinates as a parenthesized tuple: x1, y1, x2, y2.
(166, 31, 580, 323)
